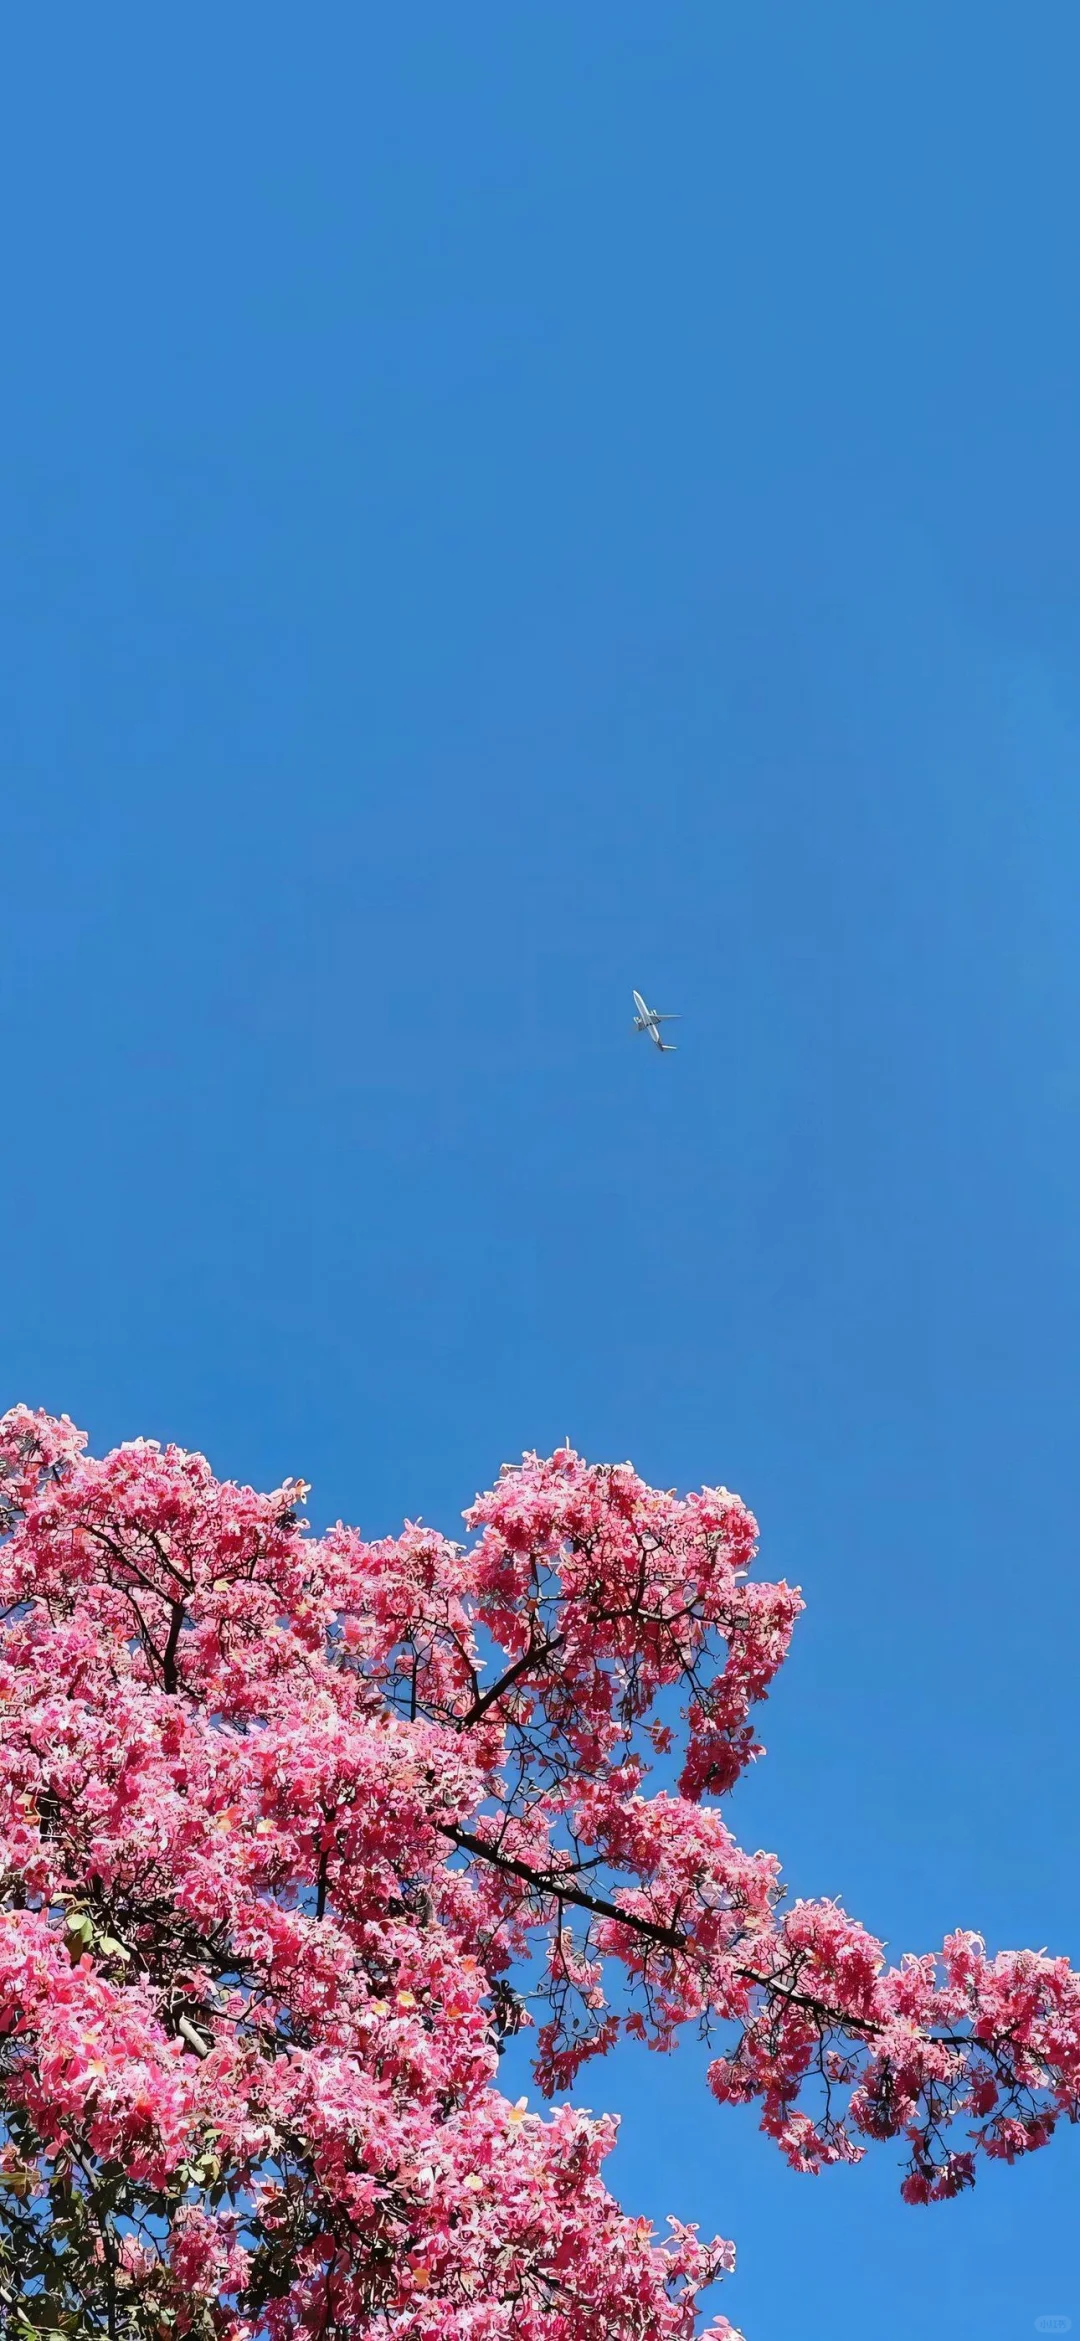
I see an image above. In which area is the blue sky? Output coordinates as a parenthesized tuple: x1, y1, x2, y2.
(3, 7, 1080, 2334)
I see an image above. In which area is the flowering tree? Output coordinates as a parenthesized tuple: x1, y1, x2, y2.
(0, 1409, 1077, 2339)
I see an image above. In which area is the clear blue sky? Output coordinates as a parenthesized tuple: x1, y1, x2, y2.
(3, 8, 1079, 2335)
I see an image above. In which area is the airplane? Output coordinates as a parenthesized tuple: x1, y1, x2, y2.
(632, 990, 679, 1051)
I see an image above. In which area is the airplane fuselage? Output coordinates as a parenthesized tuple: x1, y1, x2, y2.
(632, 989, 677, 1050)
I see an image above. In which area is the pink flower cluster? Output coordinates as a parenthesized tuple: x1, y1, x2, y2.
(0, 1408, 1075, 2335)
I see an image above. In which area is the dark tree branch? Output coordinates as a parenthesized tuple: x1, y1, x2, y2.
(162, 1600, 186, 1696)
(439, 1823, 900, 2040)
(457, 1636, 563, 1728)
(440, 1824, 685, 1950)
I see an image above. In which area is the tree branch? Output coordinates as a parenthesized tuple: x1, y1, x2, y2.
(439, 1823, 893, 2038)
(457, 1636, 563, 1728)
(162, 1600, 186, 1695)
(439, 1825, 686, 1950)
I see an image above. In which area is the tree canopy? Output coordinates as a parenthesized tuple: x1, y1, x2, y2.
(0, 1406, 1076, 2337)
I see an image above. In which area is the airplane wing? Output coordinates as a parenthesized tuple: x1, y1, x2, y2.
(652, 1014, 680, 1022)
